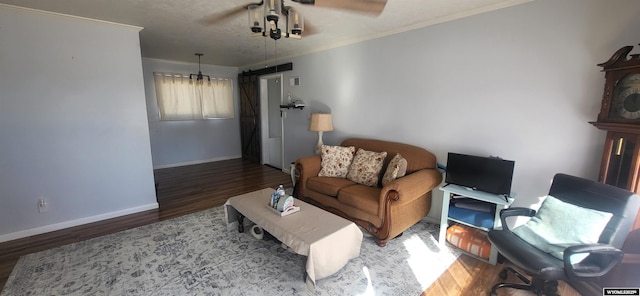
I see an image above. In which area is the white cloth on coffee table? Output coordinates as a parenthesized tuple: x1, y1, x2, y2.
(224, 188, 363, 286)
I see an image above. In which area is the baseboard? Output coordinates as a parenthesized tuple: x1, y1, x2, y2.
(153, 156, 241, 169)
(0, 202, 159, 243)
(424, 216, 440, 224)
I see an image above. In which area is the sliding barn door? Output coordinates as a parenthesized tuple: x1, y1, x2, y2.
(238, 64, 293, 165)
(238, 74, 261, 164)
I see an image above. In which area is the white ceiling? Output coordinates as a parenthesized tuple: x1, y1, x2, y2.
(0, 0, 532, 68)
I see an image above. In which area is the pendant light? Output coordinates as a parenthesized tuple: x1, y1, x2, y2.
(189, 53, 210, 84)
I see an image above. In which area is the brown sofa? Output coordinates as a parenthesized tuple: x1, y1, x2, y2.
(295, 138, 442, 246)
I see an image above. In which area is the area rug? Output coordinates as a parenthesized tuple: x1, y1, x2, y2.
(1, 206, 459, 296)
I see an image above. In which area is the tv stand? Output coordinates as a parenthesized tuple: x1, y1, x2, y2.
(438, 184, 514, 265)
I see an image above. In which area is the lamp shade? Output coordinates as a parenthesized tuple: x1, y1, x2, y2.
(309, 113, 333, 132)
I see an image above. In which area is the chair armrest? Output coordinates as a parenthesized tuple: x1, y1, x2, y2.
(563, 244, 624, 279)
(623, 253, 640, 264)
(379, 169, 442, 209)
(499, 207, 536, 231)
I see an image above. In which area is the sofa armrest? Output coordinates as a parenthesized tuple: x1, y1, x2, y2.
(378, 169, 443, 213)
(295, 155, 322, 195)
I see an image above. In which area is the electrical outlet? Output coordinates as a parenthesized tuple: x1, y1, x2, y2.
(38, 198, 49, 213)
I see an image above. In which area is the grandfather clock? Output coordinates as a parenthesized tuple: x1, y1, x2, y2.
(590, 44, 640, 230)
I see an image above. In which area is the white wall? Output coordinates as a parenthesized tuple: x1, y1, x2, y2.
(0, 5, 157, 241)
(245, 0, 640, 220)
(141, 58, 241, 168)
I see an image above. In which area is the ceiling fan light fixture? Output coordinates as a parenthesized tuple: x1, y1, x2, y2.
(248, 4, 263, 33)
(246, 0, 307, 40)
(269, 25, 282, 40)
(264, 0, 281, 22)
(287, 8, 304, 35)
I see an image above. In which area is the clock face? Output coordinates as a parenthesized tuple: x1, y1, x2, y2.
(610, 73, 640, 120)
(619, 88, 640, 119)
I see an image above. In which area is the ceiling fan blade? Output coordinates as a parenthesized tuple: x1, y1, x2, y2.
(199, 6, 247, 25)
(200, 1, 264, 25)
(302, 21, 318, 36)
(292, 0, 387, 15)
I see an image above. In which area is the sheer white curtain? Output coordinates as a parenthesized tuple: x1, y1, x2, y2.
(154, 73, 234, 120)
(201, 78, 234, 119)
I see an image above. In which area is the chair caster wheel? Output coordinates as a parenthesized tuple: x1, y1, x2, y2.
(544, 280, 559, 296)
(499, 269, 508, 280)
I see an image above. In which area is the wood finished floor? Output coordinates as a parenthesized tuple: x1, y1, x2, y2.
(0, 159, 582, 295)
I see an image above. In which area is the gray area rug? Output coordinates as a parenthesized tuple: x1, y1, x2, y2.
(1, 206, 459, 295)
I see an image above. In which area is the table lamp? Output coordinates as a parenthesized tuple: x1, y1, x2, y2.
(309, 113, 333, 154)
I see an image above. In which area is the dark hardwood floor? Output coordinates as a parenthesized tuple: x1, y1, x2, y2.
(0, 159, 581, 295)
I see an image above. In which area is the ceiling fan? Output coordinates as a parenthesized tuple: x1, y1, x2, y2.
(202, 0, 387, 40)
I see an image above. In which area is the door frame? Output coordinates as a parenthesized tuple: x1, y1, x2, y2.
(259, 73, 284, 169)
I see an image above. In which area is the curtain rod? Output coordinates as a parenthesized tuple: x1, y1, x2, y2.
(153, 72, 231, 81)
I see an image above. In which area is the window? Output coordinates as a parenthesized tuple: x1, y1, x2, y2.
(153, 73, 234, 120)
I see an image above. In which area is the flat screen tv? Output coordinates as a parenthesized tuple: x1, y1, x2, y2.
(445, 152, 515, 196)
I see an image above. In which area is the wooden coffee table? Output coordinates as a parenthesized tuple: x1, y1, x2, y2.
(224, 188, 363, 287)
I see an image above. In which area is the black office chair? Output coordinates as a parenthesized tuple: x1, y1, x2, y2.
(487, 173, 640, 296)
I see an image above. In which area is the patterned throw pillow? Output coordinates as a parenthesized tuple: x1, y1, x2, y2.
(346, 149, 388, 187)
(318, 145, 356, 178)
(381, 153, 408, 186)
